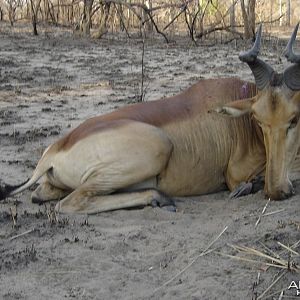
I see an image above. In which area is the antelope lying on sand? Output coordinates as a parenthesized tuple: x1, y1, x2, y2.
(1, 25, 300, 214)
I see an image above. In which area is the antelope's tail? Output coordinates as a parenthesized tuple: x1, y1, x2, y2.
(0, 150, 52, 200)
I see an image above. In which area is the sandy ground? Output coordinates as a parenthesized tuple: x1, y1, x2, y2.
(0, 22, 300, 300)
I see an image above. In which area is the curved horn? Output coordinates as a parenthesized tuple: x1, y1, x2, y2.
(283, 23, 300, 91)
(283, 23, 300, 63)
(239, 24, 274, 90)
(239, 24, 262, 62)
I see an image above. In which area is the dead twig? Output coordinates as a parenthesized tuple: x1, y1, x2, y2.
(259, 287, 287, 300)
(9, 228, 35, 241)
(114, 3, 130, 38)
(251, 271, 261, 299)
(217, 252, 292, 270)
(139, 25, 145, 102)
(220, 241, 299, 272)
(255, 198, 270, 227)
(152, 226, 228, 294)
(10, 204, 17, 228)
(277, 242, 300, 256)
(45, 203, 59, 224)
(278, 290, 284, 300)
(262, 209, 285, 217)
(257, 270, 287, 300)
(230, 244, 289, 268)
(259, 242, 283, 261)
(163, 4, 187, 31)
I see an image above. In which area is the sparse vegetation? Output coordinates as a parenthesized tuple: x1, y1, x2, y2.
(0, 1, 298, 41)
(0, 1, 300, 298)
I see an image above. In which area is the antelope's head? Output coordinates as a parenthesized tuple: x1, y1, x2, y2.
(217, 24, 300, 200)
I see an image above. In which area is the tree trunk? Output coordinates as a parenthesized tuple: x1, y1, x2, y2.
(32, 17, 38, 35)
(8, 4, 16, 26)
(30, 0, 42, 35)
(248, 0, 256, 36)
(47, 0, 56, 25)
(93, 3, 111, 39)
(230, 0, 235, 30)
(43, 0, 48, 23)
(57, 0, 60, 24)
(286, 0, 291, 26)
(145, 0, 153, 32)
(198, 0, 204, 37)
(78, 0, 94, 36)
(270, 1, 273, 24)
(279, 0, 283, 26)
(26, 1, 30, 19)
(241, 0, 256, 39)
(118, 4, 124, 31)
(70, 0, 74, 25)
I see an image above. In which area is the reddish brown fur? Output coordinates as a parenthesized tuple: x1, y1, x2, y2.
(56, 78, 257, 151)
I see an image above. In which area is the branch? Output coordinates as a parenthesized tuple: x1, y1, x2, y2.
(163, 3, 187, 31)
(99, 0, 142, 21)
(114, 3, 130, 38)
(194, 0, 211, 31)
(146, 10, 169, 42)
(196, 0, 241, 39)
(263, 14, 284, 25)
(98, 0, 169, 42)
(196, 25, 244, 39)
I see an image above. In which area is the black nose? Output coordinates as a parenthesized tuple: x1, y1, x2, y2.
(279, 191, 292, 199)
(279, 184, 295, 200)
(268, 182, 295, 200)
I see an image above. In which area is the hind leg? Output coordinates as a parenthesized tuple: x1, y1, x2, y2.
(55, 187, 175, 214)
(31, 180, 70, 204)
(54, 121, 174, 214)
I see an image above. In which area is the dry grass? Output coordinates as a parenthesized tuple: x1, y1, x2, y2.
(152, 226, 228, 295)
(218, 239, 300, 299)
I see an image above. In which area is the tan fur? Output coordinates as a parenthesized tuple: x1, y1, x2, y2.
(9, 77, 300, 214)
(251, 89, 300, 199)
(56, 78, 256, 150)
(220, 87, 300, 199)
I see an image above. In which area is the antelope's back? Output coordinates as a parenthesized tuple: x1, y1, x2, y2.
(56, 77, 257, 151)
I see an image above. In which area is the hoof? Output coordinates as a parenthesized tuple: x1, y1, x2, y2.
(161, 205, 177, 212)
(251, 176, 265, 193)
(229, 182, 253, 198)
(151, 193, 176, 212)
(31, 196, 43, 204)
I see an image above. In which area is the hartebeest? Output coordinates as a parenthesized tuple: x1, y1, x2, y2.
(1, 25, 300, 214)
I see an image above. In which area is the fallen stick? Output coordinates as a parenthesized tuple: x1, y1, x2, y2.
(257, 287, 287, 300)
(259, 242, 282, 260)
(255, 198, 270, 228)
(9, 228, 35, 241)
(262, 209, 285, 217)
(257, 270, 287, 300)
(152, 226, 228, 294)
(231, 244, 288, 267)
(217, 252, 293, 270)
(277, 242, 300, 256)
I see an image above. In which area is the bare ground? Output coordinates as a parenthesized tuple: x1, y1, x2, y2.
(0, 23, 300, 300)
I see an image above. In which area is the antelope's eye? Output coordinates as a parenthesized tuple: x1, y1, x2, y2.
(288, 115, 299, 130)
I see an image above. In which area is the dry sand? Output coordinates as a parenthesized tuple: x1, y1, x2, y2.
(0, 23, 299, 299)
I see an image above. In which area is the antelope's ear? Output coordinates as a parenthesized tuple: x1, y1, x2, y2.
(212, 98, 255, 117)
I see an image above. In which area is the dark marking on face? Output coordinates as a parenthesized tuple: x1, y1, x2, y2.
(271, 93, 278, 111)
(270, 72, 283, 87)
